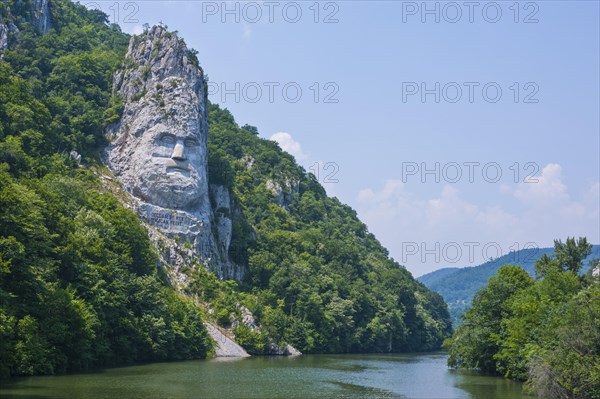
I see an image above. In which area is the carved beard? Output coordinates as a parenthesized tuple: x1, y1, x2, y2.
(127, 153, 204, 210)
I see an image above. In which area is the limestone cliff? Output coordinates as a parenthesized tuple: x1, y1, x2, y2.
(266, 178, 299, 210)
(0, 15, 17, 52)
(0, 0, 51, 52)
(31, 0, 51, 33)
(105, 25, 244, 281)
(101, 24, 303, 357)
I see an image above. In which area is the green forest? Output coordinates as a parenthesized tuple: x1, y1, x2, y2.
(4, 2, 596, 397)
(445, 238, 600, 399)
(0, 0, 451, 378)
(0, 1, 213, 377)
(418, 245, 600, 327)
(200, 103, 451, 355)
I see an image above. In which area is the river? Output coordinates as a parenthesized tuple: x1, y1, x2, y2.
(0, 353, 534, 399)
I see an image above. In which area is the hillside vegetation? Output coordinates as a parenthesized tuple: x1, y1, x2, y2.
(0, 0, 451, 377)
(445, 238, 600, 399)
(0, 1, 212, 377)
(419, 245, 600, 326)
(202, 104, 451, 354)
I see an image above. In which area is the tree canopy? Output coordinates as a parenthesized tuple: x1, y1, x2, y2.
(0, 0, 452, 379)
(445, 238, 599, 399)
(0, 0, 210, 378)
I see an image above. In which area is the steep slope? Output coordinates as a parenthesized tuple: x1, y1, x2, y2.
(0, 0, 452, 377)
(105, 25, 244, 281)
(0, 0, 212, 378)
(200, 104, 452, 353)
(419, 245, 600, 326)
(101, 22, 452, 355)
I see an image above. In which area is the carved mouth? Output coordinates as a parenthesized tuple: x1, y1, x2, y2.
(165, 159, 191, 173)
(167, 165, 189, 171)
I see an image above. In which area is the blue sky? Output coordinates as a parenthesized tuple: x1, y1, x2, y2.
(92, 1, 600, 276)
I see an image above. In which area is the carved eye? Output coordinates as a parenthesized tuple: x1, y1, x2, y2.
(160, 134, 175, 145)
(185, 138, 199, 147)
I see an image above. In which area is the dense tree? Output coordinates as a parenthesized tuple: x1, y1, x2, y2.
(528, 285, 600, 399)
(446, 266, 534, 373)
(204, 103, 452, 354)
(445, 237, 599, 399)
(1, 0, 452, 379)
(0, 0, 211, 378)
(0, 167, 212, 377)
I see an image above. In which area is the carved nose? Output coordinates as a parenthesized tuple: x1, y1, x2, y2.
(171, 141, 185, 161)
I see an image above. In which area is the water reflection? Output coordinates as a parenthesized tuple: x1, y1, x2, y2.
(450, 368, 535, 399)
(0, 353, 534, 399)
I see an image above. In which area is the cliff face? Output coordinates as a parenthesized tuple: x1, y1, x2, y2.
(0, 3, 18, 51)
(105, 25, 244, 281)
(31, 0, 51, 33)
(0, 0, 51, 51)
(0, 21, 12, 51)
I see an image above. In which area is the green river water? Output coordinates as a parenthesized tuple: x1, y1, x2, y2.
(0, 353, 535, 399)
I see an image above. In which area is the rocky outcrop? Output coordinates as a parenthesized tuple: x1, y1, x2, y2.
(230, 305, 302, 356)
(209, 184, 246, 280)
(0, 2, 19, 52)
(0, 22, 10, 51)
(266, 178, 299, 209)
(205, 323, 250, 358)
(267, 343, 302, 356)
(231, 305, 259, 330)
(0, 0, 50, 53)
(31, 0, 51, 33)
(105, 25, 243, 281)
(211, 184, 232, 254)
(102, 24, 302, 358)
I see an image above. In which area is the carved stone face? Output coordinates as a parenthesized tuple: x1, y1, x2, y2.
(106, 26, 210, 213)
(125, 117, 205, 210)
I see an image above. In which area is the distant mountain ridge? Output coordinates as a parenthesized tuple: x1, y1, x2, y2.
(418, 245, 600, 326)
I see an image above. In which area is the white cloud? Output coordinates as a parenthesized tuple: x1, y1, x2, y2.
(475, 206, 519, 228)
(355, 164, 599, 276)
(427, 185, 478, 226)
(514, 163, 569, 205)
(357, 180, 423, 224)
(270, 132, 308, 161)
(268, 132, 342, 198)
(584, 182, 600, 209)
(357, 179, 403, 204)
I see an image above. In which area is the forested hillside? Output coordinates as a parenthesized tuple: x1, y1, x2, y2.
(445, 238, 600, 399)
(0, 0, 211, 377)
(419, 245, 600, 326)
(203, 104, 451, 354)
(0, 0, 451, 377)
